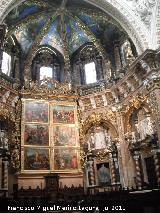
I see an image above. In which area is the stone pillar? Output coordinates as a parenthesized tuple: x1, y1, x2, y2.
(111, 91, 119, 103)
(0, 158, 2, 189)
(116, 112, 130, 187)
(133, 150, 143, 190)
(114, 42, 122, 72)
(90, 97, 96, 109)
(133, 74, 141, 86)
(102, 94, 108, 106)
(95, 57, 103, 80)
(149, 89, 160, 145)
(152, 147, 160, 186)
(0, 25, 6, 71)
(14, 57, 20, 80)
(126, 79, 135, 92)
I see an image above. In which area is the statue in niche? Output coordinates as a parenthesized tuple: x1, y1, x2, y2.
(104, 129, 112, 145)
(135, 109, 154, 140)
(123, 40, 135, 66)
(2, 91, 10, 103)
(87, 132, 95, 150)
(94, 126, 106, 149)
(11, 96, 19, 107)
(87, 126, 112, 150)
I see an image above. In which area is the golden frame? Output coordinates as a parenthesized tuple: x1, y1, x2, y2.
(50, 101, 78, 126)
(21, 147, 50, 172)
(22, 123, 49, 146)
(22, 99, 49, 124)
(21, 99, 81, 173)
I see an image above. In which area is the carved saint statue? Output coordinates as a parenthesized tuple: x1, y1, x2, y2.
(135, 112, 154, 140)
(94, 127, 106, 149)
(2, 91, 10, 103)
(11, 96, 19, 107)
(87, 126, 112, 150)
(123, 40, 135, 66)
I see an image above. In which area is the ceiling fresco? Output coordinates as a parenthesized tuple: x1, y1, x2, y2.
(5, 2, 43, 27)
(4, 0, 127, 57)
(14, 18, 47, 53)
(64, 16, 89, 54)
(40, 18, 64, 55)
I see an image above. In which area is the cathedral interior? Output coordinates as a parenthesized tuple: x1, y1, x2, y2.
(0, 0, 160, 212)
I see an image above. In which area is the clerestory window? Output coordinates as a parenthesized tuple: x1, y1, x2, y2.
(84, 62, 97, 84)
(40, 66, 53, 80)
(1, 52, 11, 76)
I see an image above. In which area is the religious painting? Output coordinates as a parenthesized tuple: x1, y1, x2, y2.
(24, 124, 49, 146)
(52, 125, 77, 146)
(24, 101, 48, 123)
(86, 126, 111, 150)
(53, 148, 78, 170)
(96, 162, 111, 186)
(52, 105, 75, 124)
(24, 148, 50, 170)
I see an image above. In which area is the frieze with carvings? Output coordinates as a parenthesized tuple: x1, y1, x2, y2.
(21, 78, 78, 99)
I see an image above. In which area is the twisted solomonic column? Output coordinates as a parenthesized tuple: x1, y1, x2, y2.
(87, 158, 95, 187)
(133, 151, 142, 190)
(152, 148, 160, 186)
(3, 160, 8, 190)
(110, 159, 116, 184)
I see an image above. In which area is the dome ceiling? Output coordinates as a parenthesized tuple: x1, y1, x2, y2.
(4, 0, 127, 58)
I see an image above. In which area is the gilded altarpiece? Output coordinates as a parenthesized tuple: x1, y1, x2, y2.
(21, 99, 80, 173)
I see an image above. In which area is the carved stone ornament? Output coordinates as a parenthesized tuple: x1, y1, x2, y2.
(0, 104, 21, 170)
(123, 94, 148, 132)
(130, 0, 156, 27)
(21, 78, 78, 99)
